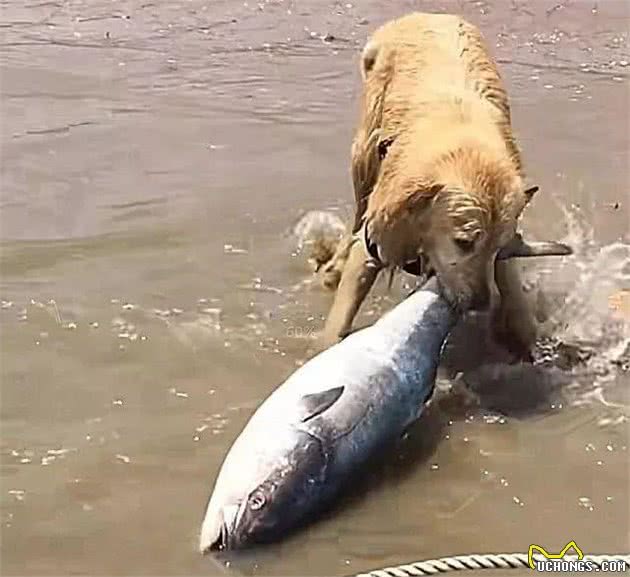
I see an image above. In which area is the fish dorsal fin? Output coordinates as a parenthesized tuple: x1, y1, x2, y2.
(299, 387, 344, 423)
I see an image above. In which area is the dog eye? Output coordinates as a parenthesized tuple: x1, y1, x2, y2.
(454, 238, 476, 253)
(377, 136, 395, 160)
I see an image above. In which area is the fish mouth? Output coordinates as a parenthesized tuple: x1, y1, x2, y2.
(200, 503, 245, 554)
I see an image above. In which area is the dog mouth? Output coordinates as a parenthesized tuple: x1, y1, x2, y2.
(363, 218, 428, 273)
(362, 219, 384, 264)
(433, 280, 472, 312)
(402, 255, 433, 278)
(363, 218, 437, 285)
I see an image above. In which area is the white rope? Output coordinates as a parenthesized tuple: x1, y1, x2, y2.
(352, 553, 630, 576)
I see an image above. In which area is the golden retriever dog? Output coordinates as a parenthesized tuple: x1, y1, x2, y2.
(318, 12, 570, 359)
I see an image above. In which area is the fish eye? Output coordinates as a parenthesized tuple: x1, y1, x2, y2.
(454, 237, 475, 254)
(248, 491, 266, 511)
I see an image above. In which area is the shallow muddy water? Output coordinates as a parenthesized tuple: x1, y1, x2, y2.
(1, 1, 629, 575)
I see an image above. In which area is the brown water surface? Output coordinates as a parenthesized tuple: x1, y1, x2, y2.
(1, 1, 629, 575)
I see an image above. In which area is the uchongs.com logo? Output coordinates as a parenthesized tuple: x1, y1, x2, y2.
(528, 541, 628, 572)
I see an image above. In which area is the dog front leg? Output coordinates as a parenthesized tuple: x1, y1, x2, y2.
(320, 238, 381, 347)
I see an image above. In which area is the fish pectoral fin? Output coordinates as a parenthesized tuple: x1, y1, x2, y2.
(299, 386, 345, 422)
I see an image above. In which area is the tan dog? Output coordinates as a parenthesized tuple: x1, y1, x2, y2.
(319, 12, 570, 359)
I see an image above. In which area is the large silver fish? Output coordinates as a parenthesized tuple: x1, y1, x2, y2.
(199, 279, 456, 552)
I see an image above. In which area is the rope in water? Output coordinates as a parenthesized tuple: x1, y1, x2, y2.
(352, 553, 630, 576)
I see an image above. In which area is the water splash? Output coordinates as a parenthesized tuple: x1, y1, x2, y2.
(290, 210, 346, 269)
(526, 205, 629, 409)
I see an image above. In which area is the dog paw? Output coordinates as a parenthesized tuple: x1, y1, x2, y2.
(318, 260, 344, 291)
(306, 329, 342, 357)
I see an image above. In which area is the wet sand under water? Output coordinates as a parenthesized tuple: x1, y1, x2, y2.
(1, 1, 629, 575)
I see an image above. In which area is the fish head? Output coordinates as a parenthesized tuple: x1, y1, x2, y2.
(211, 476, 292, 550)
(200, 430, 327, 552)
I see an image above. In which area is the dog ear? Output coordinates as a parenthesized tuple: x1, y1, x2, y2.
(427, 183, 446, 200)
(497, 232, 572, 259)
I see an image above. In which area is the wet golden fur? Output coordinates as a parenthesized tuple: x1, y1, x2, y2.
(319, 12, 538, 357)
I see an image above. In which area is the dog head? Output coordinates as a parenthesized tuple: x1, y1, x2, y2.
(363, 144, 570, 311)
